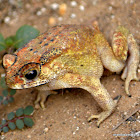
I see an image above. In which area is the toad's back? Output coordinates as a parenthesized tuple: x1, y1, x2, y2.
(13, 25, 103, 78)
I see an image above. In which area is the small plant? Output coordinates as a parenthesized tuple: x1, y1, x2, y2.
(0, 25, 38, 133)
(0, 25, 40, 51)
(0, 89, 16, 106)
(0, 105, 34, 133)
(0, 76, 16, 106)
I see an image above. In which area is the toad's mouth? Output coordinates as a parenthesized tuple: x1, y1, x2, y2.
(14, 79, 53, 89)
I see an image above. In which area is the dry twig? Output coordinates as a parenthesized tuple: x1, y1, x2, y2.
(112, 107, 140, 131)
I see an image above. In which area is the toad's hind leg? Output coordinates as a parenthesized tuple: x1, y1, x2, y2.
(81, 77, 120, 127)
(121, 34, 139, 96)
(112, 27, 139, 96)
(97, 26, 139, 96)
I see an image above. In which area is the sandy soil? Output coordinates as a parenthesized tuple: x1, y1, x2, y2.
(0, 0, 140, 140)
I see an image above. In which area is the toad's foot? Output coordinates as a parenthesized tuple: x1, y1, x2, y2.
(34, 90, 57, 109)
(121, 34, 139, 96)
(88, 95, 121, 127)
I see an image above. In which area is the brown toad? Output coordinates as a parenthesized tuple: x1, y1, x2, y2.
(3, 24, 139, 127)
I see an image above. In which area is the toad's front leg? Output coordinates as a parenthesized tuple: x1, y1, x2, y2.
(81, 77, 121, 127)
(58, 73, 120, 127)
(34, 89, 57, 109)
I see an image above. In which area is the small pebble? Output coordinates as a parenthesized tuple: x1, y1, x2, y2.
(36, 11, 42, 16)
(48, 17, 56, 26)
(124, 112, 127, 115)
(27, 135, 31, 138)
(108, 6, 112, 11)
(112, 90, 115, 93)
(51, 3, 59, 10)
(58, 17, 63, 21)
(113, 78, 116, 81)
(73, 131, 76, 135)
(59, 3, 67, 16)
(4, 17, 10, 24)
(117, 107, 119, 110)
(76, 127, 79, 130)
(71, 13, 76, 18)
(44, 127, 49, 133)
(41, 7, 46, 13)
(70, 1, 77, 7)
(127, 121, 130, 124)
(79, 5, 85, 11)
(111, 14, 115, 19)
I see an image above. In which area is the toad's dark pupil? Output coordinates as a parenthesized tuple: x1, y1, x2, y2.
(25, 70, 37, 80)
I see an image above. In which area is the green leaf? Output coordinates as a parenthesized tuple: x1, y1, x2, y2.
(8, 96, 14, 103)
(7, 112, 15, 120)
(2, 127, 9, 133)
(0, 77, 8, 88)
(16, 108, 24, 117)
(0, 33, 6, 51)
(5, 36, 14, 47)
(24, 105, 34, 115)
(16, 119, 24, 129)
(2, 90, 8, 97)
(14, 25, 39, 49)
(8, 122, 16, 130)
(3, 100, 8, 105)
(24, 117, 34, 127)
(2, 119, 6, 125)
(0, 96, 3, 102)
(9, 89, 16, 95)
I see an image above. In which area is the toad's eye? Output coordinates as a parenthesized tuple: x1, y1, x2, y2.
(25, 70, 38, 80)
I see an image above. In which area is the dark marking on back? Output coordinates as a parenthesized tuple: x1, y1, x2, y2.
(39, 41, 43, 44)
(40, 47, 62, 65)
(44, 43, 49, 46)
(43, 37, 47, 40)
(50, 39, 54, 42)
(34, 51, 38, 54)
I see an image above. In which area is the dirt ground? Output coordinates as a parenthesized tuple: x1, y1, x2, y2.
(0, 0, 140, 140)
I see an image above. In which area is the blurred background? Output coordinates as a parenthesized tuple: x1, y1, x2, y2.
(0, 0, 140, 43)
